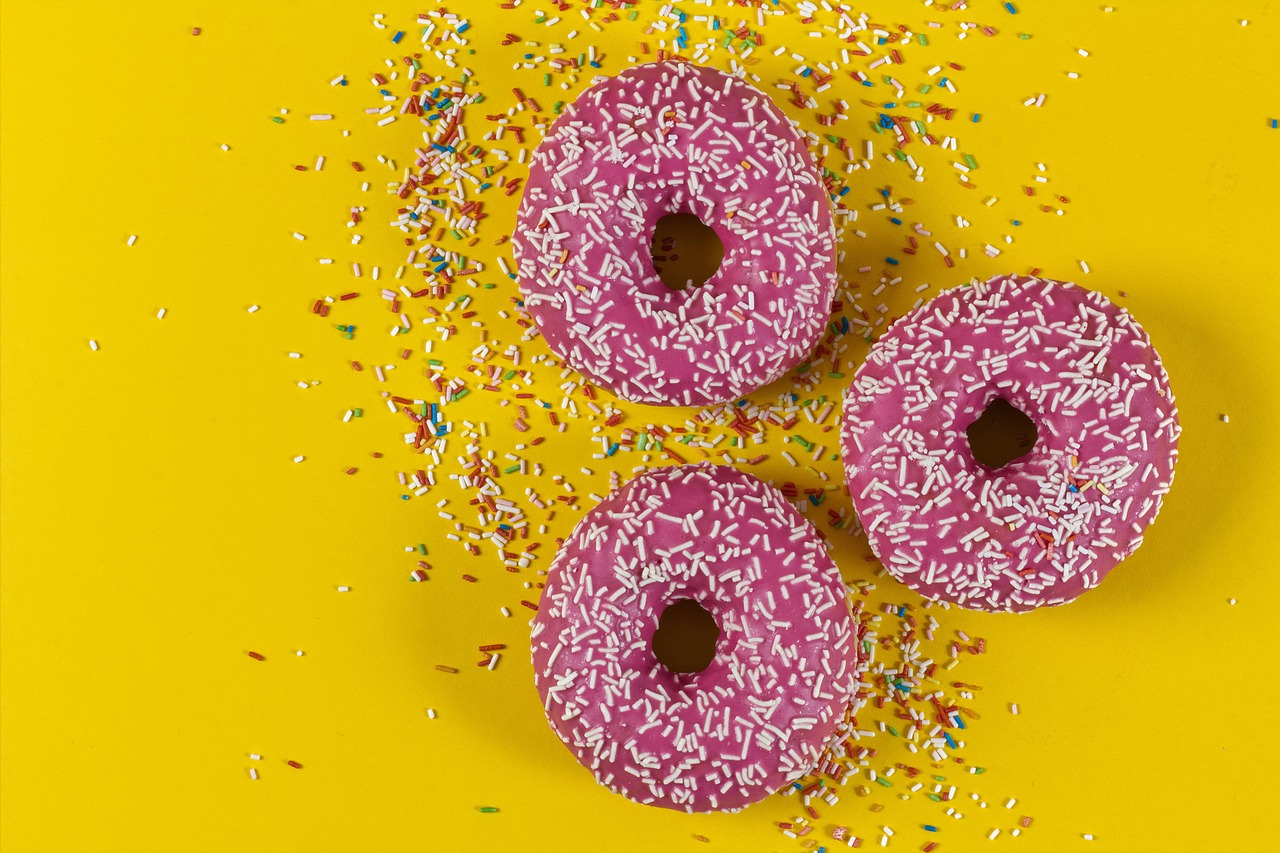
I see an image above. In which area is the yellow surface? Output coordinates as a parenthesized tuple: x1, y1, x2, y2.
(3, 2, 1278, 851)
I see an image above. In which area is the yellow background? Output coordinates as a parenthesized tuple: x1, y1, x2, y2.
(3, 2, 1278, 851)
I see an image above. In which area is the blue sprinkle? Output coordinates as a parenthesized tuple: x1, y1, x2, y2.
(880, 188, 891, 197)
(885, 257, 899, 265)
(924, 825, 938, 832)
(862, 80, 874, 87)
(943, 731, 957, 748)
(1272, 118, 1279, 128)
(972, 113, 982, 122)
(889, 217, 902, 225)
(434, 262, 448, 273)
(607, 443, 619, 457)
(379, 89, 392, 96)
(392, 30, 404, 43)
(1005, 1, 1018, 12)
(456, 22, 470, 34)
(1068, 484, 1079, 492)
(1013, 220, 1021, 226)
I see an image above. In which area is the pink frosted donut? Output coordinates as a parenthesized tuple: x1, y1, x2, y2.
(530, 463, 862, 812)
(841, 275, 1180, 613)
(513, 60, 837, 406)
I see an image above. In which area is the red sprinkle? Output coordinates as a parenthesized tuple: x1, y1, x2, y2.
(287, 760, 302, 769)
(246, 651, 265, 661)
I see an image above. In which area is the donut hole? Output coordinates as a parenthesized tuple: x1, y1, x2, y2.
(966, 398, 1038, 468)
(651, 598, 720, 674)
(649, 213, 725, 291)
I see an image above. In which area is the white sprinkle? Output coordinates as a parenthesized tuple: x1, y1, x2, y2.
(310, 114, 333, 120)
(315, 155, 325, 171)
(500, 607, 511, 617)
(1079, 259, 1091, 274)
(249, 768, 259, 780)
(293, 232, 306, 240)
(1228, 598, 1237, 605)
(1219, 413, 1229, 423)
(1083, 834, 1095, 841)
(1005, 798, 1017, 809)
(988, 829, 1000, 840)
(289, 352, 302, 359)
(426, 708, 437, 719)
(89, 339, 99, 351)
(377, 115, 396, 126)
(1010, 703, 1019, 715)
(126, 234, 138, 246)
(337, 586, 351, 592)
(293, 455, 305, 463)
(221, 144, 230, 151)
(157, 308, 167, 319)
(249, 753, 262, 760)
(247, 305, 260, 313)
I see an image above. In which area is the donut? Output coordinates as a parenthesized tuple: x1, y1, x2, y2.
(529, 463, 862, 812)
(840, 275, 1180, 613)
(513, 60, 838, 406)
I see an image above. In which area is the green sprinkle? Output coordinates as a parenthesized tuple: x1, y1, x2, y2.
(503, 465, 520, 474)
(418, 544, 427, 555)
(918, 34, 929, 45)
(503, 370, 517, 381)
(452, 389, 470, 400)
(928, 794, 943, 802)
(353, 408, 363, 417)
(887, 725, 899, 737)
(876, 777, 892, 788)
(478, 807, 500, 813)
(428, 359, 443, 366)
(271, 116, 285, 124)
(964, 154, 978, 169)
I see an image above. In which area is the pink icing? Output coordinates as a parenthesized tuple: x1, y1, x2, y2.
(529, 463, 862, 812)
(513, 60, 837, 406)
(841, 275, 1180, 613)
